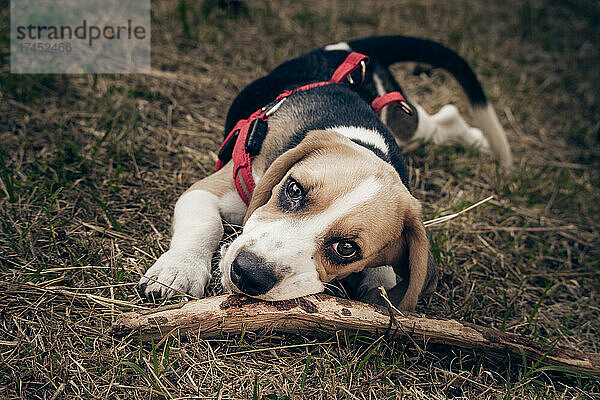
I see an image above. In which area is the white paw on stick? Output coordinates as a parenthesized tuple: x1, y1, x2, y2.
(138, 249, 211, 300)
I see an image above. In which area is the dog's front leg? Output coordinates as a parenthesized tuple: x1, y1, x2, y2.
(139, 164, 244, 300)
(341, 266, 397, 306)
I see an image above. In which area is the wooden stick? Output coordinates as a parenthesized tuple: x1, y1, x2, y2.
(111, 294, 600, 377)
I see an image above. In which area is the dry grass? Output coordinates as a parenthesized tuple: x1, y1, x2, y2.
(1, 0, 599, 398)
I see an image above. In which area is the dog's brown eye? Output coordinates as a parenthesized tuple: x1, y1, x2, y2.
(325, 238, 361, 265)
(332, 240, 359, 258)
(285, 179, 303, 200)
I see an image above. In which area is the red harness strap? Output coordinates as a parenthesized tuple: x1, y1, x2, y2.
(227, 109, 264, 205)
(371, 91, 412, 115)
(330, 51, 370, 83)
(275, 52, 369, 101)
(215, 52, 370, 205)
(215, 52, 413, 206)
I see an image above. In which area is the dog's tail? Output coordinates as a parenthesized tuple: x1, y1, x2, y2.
(348, 36, 512, 167)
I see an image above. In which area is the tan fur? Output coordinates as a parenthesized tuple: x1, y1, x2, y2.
(316, 184, 431, 311)
(250, 106, 304, 177)
(244, 130, 357, 223)
(243, 129, 433, 311)
(186, 161, 235, 198)
(315, 194, 407, 281)
(394, 202, 430, 310)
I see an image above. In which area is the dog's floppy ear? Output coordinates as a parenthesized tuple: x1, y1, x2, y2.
(244, 130, 345, 224)
(387, 198, 436, 311)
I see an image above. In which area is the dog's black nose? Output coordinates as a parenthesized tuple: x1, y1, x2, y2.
(230, 251, 277, 296)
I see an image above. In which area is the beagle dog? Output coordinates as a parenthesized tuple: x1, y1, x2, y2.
(139, 36, 512, 310)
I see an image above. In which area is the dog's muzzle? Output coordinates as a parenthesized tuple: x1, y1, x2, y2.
(230, 250, 277, 296)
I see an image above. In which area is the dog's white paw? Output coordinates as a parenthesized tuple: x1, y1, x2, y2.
(431, 104, 491, 153)
(467, 127, 492, 153)
(138, 250, 211, 301)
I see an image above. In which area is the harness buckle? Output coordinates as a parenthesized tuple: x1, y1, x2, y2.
(398, 100, 413, 115)
(347, 60, 367, 86)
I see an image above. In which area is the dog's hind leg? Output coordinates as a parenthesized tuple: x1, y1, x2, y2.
(396, 103, 491, 153)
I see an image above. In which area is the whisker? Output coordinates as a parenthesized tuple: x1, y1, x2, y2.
(323, 281, 350, 298)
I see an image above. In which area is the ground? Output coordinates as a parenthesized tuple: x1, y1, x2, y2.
(1, 0, 599, 399)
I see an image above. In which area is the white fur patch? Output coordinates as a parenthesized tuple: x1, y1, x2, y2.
(329, 126, 389, 155)
(324, 41, 352, 51)
(220, 176, 383, 300)
(219, 190, 247, 225)
(411, 103, 435, 145)
(139, 190, 223, 299)
(170, 190, 223, 253)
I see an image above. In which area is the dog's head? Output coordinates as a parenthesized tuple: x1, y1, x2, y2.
(219, 130, 432, 310)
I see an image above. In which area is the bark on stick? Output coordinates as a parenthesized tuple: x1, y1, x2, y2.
(111, 294, 599, 377)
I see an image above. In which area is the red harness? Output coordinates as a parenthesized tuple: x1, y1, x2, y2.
(215, 51, 410, 205)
